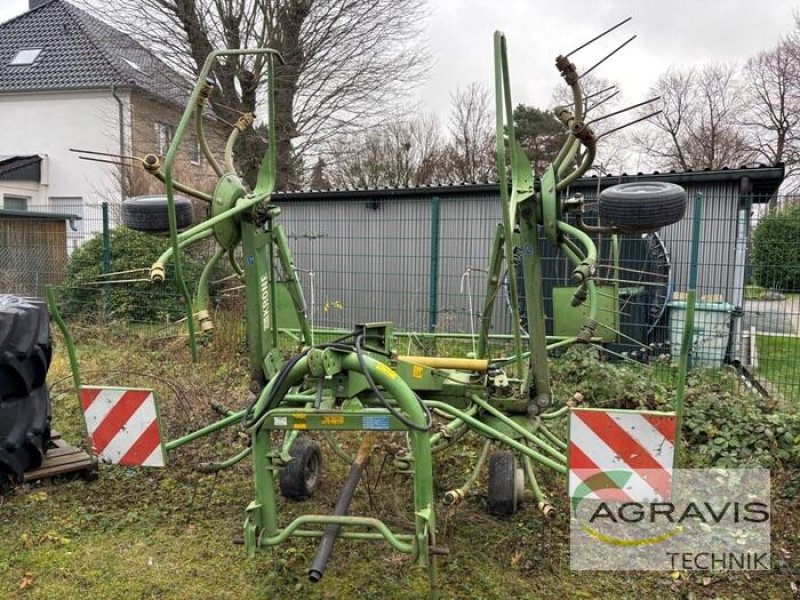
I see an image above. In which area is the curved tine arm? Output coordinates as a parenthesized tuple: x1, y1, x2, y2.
(145, 162, 214, 203)
(194, 246, 227, 311)
(228, 248, 244, 278)
(557, 221, 597, 265)
(162, 47, 285, 195)
(557, 137, 581, 178)
(561, 233, 586, 263)
(559, 241, 599, 324)
(552, 130, 576, 174)
(153, 229, 215, 271)
(553, 57, 584, 173)
(571, 81, 585, 123)
(160, 48, 284, 361)
(576, 212, 623, 235)
(221, 112, 256, 174)
(558, 220, 598, 285)
(556, 140, 596, 191)
(195, 104, 224, 177)
(224, 127, 240, 174)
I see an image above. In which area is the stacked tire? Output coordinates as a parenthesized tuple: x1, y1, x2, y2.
(0, 296, 53, 490)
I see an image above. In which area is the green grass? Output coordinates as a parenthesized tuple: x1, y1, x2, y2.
(744, 284, 799, 301)
(757, 334, 800, 401)
(745, 283, 768, 300)
(1, 330, 798, 599)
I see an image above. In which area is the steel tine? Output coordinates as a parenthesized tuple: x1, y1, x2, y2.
(95, 268, 150, 278)
(594, 264, 670, 278)
(564, 17, 632, 58)
(83, 278, 151, 286)
(587, 96, 660, 125)
(562, 85, 617, 109)
(69, 148, 142, 161)
(585, 91, 621, 117)
(595, 277, 668, 287)
(211, 273, 240, 285)
(217, 285, 246, 294)
(580, 34, 637, 79)
(597, 109, 663, 139)
(76, 156, 137, 167)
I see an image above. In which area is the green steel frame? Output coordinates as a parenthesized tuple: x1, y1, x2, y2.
(48, 28, 690, 600)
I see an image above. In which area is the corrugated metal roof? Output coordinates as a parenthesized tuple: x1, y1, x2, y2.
(0, 155, 41, 181)
(0, 0, 188, 105)
(273, 164, 785, 202)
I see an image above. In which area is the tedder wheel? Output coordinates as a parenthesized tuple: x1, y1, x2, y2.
(0, 296, 53, 488)
(599, 182, 687, 233)
(121, 195, 194, 232)
(487, 451, 524, 516)
(279, 436, 322, 500)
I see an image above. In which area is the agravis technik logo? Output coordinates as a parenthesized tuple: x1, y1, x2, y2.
(569, 469, 771, 571)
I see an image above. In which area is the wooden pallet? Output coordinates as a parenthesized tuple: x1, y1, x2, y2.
(23, 430, 97, 483)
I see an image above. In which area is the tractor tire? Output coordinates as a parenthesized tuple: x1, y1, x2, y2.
(279, 437, 322, 500)
(0, 385, 51, 483)
(487, 451, 520, 516)
(0, 296, 53, 489)
(122, 195, 193, 232)
(0, 296, 52, 398)
(599, 182, 687, 233)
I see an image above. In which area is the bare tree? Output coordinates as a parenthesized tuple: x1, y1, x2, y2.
(632, 68, 695, 171)
(326, 113, 445, 188)
(630, 64, 753, 171)
(81, 0, 430, 189)
(742, 42, 799, 164)
(740, 41, 800, 180)
(444, 83, 496, 182)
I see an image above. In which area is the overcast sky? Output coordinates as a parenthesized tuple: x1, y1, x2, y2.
(421, 0, 799, 116)
(1, 0, 798, 117)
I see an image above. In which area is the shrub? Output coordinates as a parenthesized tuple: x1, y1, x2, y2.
(750, 204, 800, 291)
(552, 347, 800, 471)
(681, 370, 800, 469)
(60, 227, 206, 322)
(550, 346, 672, 411)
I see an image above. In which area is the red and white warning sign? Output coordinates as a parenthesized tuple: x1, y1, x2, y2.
(568, 408, 676, 502)
(79, 386, 165, 467)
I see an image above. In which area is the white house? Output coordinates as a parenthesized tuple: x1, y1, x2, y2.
(0, 0, 218, 251)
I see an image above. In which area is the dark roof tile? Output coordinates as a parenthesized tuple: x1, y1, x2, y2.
(0, 155, 41, 181)
(0, 0, 188, 104)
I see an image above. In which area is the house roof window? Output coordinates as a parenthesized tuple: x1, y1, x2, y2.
(10, 48, 43, 66)
(122, 58, 143, 72)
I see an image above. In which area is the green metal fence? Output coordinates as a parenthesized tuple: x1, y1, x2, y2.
(7, 192, 800, 404)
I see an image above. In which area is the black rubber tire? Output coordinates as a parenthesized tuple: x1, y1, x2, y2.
(488, 451, 518, 516)
(121, 195, 193, 232)
(0, 296, 52, 399)
(599, 182, 687, 233)
(279, 437, 322, 500)
(0, 384, 52, 483)
(0, 295, 53, 488)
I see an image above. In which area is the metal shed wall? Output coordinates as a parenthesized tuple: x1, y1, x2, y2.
(273, 167, 782, 340)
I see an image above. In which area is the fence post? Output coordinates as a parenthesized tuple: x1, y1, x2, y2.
(428, 196, 441, 333)
(102, 202, 111, 316)
(674, 192, 703, 467)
